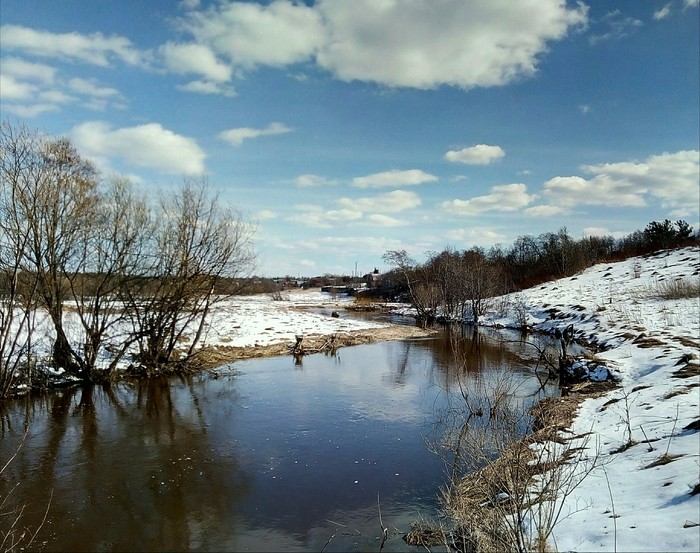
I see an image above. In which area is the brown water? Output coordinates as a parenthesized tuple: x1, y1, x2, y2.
(1, 326, 559, 552)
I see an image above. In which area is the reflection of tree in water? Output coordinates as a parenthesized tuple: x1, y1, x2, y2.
(420, 325, 559, 486)
(0, 378, 251, 552)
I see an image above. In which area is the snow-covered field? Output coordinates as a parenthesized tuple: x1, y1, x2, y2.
(198, 289, 386, 348)
(481, 246, 700, 552)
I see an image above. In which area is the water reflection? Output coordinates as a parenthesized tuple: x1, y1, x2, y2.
(1, 326, 560, 552)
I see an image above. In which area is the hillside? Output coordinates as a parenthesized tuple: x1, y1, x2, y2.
(481, 246, 700, 551)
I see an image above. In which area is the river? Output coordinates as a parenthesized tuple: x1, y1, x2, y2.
(1, 324, 560, 552)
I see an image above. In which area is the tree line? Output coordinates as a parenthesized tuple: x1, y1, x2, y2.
(0, 120, 256, 397)
(380, 222, 697, 325)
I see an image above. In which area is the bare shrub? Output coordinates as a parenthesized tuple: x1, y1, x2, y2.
(426, 330, 603, 552)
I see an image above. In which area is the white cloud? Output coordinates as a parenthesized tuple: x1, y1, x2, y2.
(315, 0, 588, 89)
(68, 78, 119, 98)
(337, 190, 421, 213)
(0, 24, 148, 67)
(653, 3, 672, 20)
(441, 183, 534, 216)
(0, 56, 56, 85)
(176, 0, 586, 90)
(218, 122, 292, 146)
(352, 169, 437, 188)
(365, 214, 407, 227)
(255, 209, 278, 221)
(159, 42, 232, 82)
(71, 121, 206, 175)
(579, 104, 592, 114)
(444, 144, 505, 165)
(684, 0, 699, 9)
(177, 79, 236, 97)
(582, 227, 628, 239)
(294, 174, 337, 187)
(445, 228, 506, 245)
(182, 0, 325, 69)
(542, 150, 700, 215)
(589, 10, 643, 45)
(524, 204, 570, 217)
(0, 56, 127, 114)
(286, 204, 362, 229)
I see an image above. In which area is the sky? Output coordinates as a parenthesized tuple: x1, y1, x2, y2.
(1, 0, 699, 277)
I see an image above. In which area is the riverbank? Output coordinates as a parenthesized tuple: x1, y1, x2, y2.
(194, 323, 436, 369)
(456, 246, 700, 551)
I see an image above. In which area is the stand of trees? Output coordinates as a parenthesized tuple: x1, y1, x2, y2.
(0, 120, 255, 397)
(382, 223, 697, 324)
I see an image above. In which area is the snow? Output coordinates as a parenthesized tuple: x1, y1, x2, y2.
(197, 289, 385, 348)
(480, 247, 700, 552)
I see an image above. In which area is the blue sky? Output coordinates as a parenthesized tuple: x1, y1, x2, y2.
(1, 0, 698, 277)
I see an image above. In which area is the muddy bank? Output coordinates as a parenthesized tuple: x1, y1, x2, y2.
(195, 324, 437, 370)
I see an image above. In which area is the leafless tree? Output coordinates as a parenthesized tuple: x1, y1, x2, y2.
(0, 121, 41, 396)
(123, 177, 256, 373)
(5, 125, 100, 377)
(66, 175, 151, 380)
(383, 249, 439, 323)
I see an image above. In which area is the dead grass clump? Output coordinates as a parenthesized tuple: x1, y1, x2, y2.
(650, 278, 700, 300)
(672, 364, 700, 379)
(403, 517, 452, 548)
(663, 383, 699, 399)
(643, 453, 683, 469)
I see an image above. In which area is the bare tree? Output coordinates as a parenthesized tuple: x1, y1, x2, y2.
(5, 127, 100, 377)
(383, 249, 442, 324)
(124, 177, 256, 373)
(66, 175, 151, 380)
(0, 121, 40, 396)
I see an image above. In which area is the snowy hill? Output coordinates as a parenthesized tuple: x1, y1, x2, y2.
(483, 246, 699, 551)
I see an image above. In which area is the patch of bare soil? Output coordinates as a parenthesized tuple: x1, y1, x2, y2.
(192, 325, 436, 370)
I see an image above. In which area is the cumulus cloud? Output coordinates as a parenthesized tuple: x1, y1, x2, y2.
(316, 0, 587, 89)
(159, 42, 232, 82)
(352, 169, 437, 188)
(287, 190, 420, 229)
(0, 24, 148, 67)
(542, 150, 700, 216)
(441, 183, 534, 216)
(181, 0, 326, 69)
(218, 122, 292, 146)
(444, 144, 505, 165)
(0, 56, 126, 115)
(71, 121, 206, 175)
(174, 0, 586, 91)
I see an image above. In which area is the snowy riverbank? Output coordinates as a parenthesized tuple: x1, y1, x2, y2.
(479, 246, 699, 552)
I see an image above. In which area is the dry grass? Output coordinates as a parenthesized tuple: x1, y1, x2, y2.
(439, 379, 613, 552)
(649, 278, 700, 300)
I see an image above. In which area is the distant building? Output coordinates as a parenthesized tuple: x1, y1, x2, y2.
(363, 268, 382, 288)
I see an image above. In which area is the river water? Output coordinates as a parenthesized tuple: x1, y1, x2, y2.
(1, 325, 560, 552)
